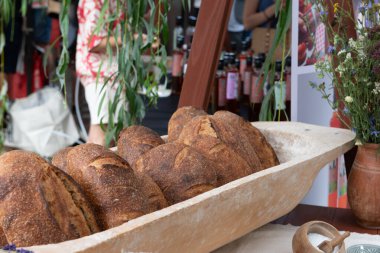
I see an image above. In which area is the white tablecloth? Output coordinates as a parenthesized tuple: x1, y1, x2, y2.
(214, 224, 380, 253)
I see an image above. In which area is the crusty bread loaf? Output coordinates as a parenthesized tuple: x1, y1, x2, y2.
(168, 106, 207, 142)
(0, 150, 100, 247)
(67, 143, 112, 172)
(66, 144, 160, 229)
(83, 157, 150, 229)
(52, 146, 73, 172)
(49, 165, 100, 234)
(201, 113, 263, 172)
(118, 125, 164, 166)
(177, 116, 253, 186)
(213, 111, 279, 169)
(135, 172, 168, 212)
(134, 142, 218, 205)
(0, 227, 7, 246)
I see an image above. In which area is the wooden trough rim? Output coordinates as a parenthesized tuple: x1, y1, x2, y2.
(27, 122, 356, 253)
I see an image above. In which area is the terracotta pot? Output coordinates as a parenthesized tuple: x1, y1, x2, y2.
(348, 143, 380, 229)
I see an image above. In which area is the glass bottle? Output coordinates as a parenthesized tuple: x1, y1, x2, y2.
(285, 56, 292, 119)
(226, 53, 240, 114)
(242, 56, 253, 105)
(249, 57, 264, 122)
(230, 41, 237, 53)
(214, 58, 226, 111)
(239, 40, 249, 77)
(246, 38, 254, 56)
(235, 57, 241, 102)
(171, 35, 185, 95)
(185, 16, 197, 47)
(274, 60, 288, 121)
(182, 42, 191, 77)
(173, 16, 184, 52)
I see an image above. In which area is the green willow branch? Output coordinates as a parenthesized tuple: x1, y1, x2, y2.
(91, 0, 169, 147)
(259, 0, 292, 121)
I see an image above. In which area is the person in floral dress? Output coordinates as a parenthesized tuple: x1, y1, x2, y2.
(76, 0, 122, 145)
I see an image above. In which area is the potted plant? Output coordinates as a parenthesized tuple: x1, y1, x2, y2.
(312, 0, 380, 228)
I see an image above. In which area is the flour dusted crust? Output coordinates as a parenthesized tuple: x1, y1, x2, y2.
(168, 106, 207, 142)
(66, 144, 153, 230)
(134, 142, 218, 205)
(135, 172, 168, 212)
(118, 125, 165, 167)
(52, 146, 73, 172)
(177, 115, 253, 186)
(0, 150, 100, 247)
(213, 111, 279, 170)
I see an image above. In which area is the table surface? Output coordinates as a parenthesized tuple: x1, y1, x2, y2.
(273, 204, 380, 235)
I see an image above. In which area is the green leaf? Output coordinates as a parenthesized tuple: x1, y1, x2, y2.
(260, 85, 275, 121)
(0, 33, 5, 55)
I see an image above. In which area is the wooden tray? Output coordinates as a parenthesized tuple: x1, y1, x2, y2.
(28, 122, 355, 253)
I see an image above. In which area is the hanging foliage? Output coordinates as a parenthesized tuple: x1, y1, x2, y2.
(0, 0, 169, 148)
(259, 0, 292, 121)
(92, 0, 169, 146)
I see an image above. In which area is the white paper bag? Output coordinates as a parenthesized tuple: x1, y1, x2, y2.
(6, 87, 80, 157)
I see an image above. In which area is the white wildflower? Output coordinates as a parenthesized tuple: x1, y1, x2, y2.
(335, 65, 345, 75)
(373, 82, 380, 95)
(355, 139, 363, 146)
(345, 96, 354, 103)
(337, 49, 346, 56)
(346, 52, 352, 60)
(348, 38, 356, 49)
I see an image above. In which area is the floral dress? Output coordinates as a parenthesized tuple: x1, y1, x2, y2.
(76, 0, 119, 86)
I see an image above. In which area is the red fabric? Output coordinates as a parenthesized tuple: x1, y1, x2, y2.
(7, 74, 27, 100)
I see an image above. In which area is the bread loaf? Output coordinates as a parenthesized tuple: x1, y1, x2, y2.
(134, 142, 218, 205)
(199, 113, 263, 172)
(213, 111, 279, 169)
(135, 172, 168, 212)
(0, 151, 100, 247)
(118, 125, 164, 166)
(0, 227, 7, 246)
(168, 106, 207, 142)
(52, 146, 73, 172)
(66, 144, 163, 229)
(177, 116, 253, 186)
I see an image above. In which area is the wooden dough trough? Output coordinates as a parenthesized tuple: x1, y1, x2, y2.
(28, 122, 355, 253)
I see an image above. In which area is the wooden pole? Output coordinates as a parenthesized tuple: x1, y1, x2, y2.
(178, 0, 233, 109)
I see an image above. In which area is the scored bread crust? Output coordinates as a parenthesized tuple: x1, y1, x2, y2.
(0, 151, 99, 247)
(177, 115, 253, 186)
(117, 125, 165, 166)
(134, 172, 168, 212)
(49, 165, 100, 234)
(52, 146, 73, 172)
(66, 144, 153, 230)
(167, 106, 207, 142)
(84, 157, 150, 229)
(134, 142, 218, 205)
(208, 113, 264, 172)
(213, 111, 279, 169)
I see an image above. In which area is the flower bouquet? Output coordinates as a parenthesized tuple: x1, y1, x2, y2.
(312, 0, 380, 228)
(312, 0, 380, 144)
